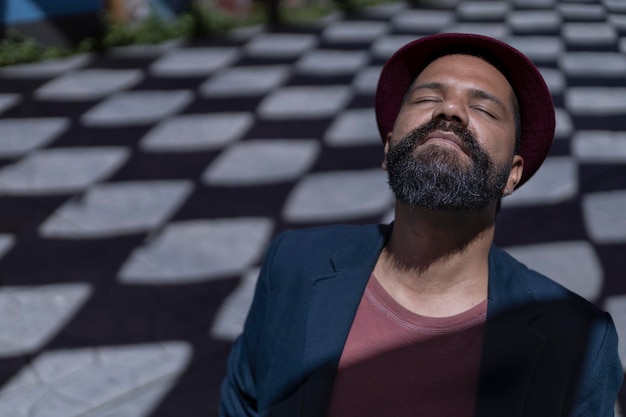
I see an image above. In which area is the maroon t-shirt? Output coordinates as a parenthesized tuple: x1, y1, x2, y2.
(326, 274, 487, 417)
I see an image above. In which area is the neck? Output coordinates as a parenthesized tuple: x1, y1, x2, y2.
(374, 201, 497, 317)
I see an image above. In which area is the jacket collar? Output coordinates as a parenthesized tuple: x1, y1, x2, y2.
(304, 224, 391, 370)
(328, 223, 391, 272)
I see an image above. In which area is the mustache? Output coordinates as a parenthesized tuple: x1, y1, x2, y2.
(397, 119, 481, 156)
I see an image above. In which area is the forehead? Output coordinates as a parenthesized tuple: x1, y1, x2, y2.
(413, 54, 514, 99)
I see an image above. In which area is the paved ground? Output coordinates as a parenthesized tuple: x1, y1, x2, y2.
(0, 0, 625, 415)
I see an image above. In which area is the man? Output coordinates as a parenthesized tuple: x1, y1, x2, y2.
(220, 33, 623, 416)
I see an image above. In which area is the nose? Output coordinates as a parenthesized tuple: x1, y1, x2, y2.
(433, 97, 469, 127)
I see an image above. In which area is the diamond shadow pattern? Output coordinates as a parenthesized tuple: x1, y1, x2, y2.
(0, 0, 626, 416)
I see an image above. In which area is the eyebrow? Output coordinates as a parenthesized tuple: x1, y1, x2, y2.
(409, 82, 508, 113)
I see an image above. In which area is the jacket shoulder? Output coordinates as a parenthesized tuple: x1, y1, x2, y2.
(493, 245, 606, 318)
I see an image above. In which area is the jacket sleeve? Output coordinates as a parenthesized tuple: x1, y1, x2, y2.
(218, 232, 286, 417)
(569, 312, 623, 417)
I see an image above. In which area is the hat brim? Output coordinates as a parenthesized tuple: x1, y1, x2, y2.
(375, 33, 555, 189)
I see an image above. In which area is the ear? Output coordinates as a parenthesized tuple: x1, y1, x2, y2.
(504, 154, 524, 195)
(382, 132, 392, 170)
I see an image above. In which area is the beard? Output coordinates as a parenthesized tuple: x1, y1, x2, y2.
(385, 119, 512, 211)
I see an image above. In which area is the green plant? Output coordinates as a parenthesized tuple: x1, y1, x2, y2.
(0, 32, 68, 66)
(0, 0, 395, 67)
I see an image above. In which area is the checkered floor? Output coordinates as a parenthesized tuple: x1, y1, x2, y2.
(0, 0, 625, 415)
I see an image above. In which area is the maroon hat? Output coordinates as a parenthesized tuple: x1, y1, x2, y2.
(375, 33, 555, 189)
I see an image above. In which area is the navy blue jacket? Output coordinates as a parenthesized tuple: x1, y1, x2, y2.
(220, 224, 622, 416)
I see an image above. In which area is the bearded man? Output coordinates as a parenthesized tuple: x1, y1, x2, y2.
(219, 33, 623, 417)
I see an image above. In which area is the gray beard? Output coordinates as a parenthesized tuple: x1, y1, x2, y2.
(385, 120, 512, 211)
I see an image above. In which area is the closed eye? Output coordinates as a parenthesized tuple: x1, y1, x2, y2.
(472, 106, 498, 119)
(414, 97, 441, 104)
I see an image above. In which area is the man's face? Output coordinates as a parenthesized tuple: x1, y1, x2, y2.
(383, 54, 523, 211)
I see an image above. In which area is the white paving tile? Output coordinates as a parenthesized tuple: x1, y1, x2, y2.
(554, 108, 573, 140)
(150, 47, 239, 77)
(203, 139, 319, 185)
(0, 54, 91, 78)
(502, 157, 578, 207)
(620, 38, 626, 55)
(244, 34, 318, 58)
(35, 69, 143, 101)
(558, 3, 605, 20)
(441, 24, 508, 39)
(0, 94, 20, 115)
(508, 10, 561, 32)
(0, 378, 47, 417)
(0, 284, 92, 357)
(200, 65, 290, 97)
(86, 379, 175, 417)
(605, 0, 626, 13)
(352, 66, 382, 95)
(283, 169, 394, 222)
(582, 191, 626, 244)
(381, 207, 395, 225)
(538, 67, 565, 95)
(0, 148, 129, 196)
(40, 181, 193, 239)
(24, 388, 89, 417)
(140, 112, 253, 152)
(0, 342, 191, 417)
(512, 0, 555, 7)
(0, 118, 69, 157)
(324, 108, 380, 146)
(81, 90, 193, 127)
(562, 23, 617, 45)
(107, 39, 183, 58)
(504, 241, 603, 301)
(296, 50, 369, 75)
(56, 344, 190, 406)
(321, 21, 388, 42)
(566, 87, 626, 115)
(422, 0, 459, 6)
(573, 131, 626, 163)
(226, 24, 265, 42)
(370, 35, 421, 60)
(604, 295, 626, 370)
(32, 349, 95, 382)
(392, 10, 455, 32)
(457, 1, 509, 19)
(210, 267, 259, 341)
(0, 234, 15, 260)
(0, 364, 39, 395)
(118, 218, 274, 284)
(504, 36, 563, 62)
(560, 53, 626, 77)
(257, 86, 352, 119)
(608, 13, 626, 30)
(96, 342, 191, 386)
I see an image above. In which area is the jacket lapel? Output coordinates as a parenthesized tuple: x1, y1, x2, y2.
(267, 224, 390, 417)
(474, 247, 546, 417)
(302, 224, 390, 416)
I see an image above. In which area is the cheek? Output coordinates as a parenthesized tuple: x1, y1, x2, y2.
(473, 122, 516, 155)
(392, 112, 429, 139)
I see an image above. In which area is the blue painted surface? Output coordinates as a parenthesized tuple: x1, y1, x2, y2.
(3, 0, 101, 25)
(1, 0, 192, 25)
(152, 0, 193, 19)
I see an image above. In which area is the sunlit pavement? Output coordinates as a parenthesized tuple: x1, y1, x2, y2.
(0, 0, 625, 415)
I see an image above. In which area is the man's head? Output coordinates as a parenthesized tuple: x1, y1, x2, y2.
(376, 33, 555, 210)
